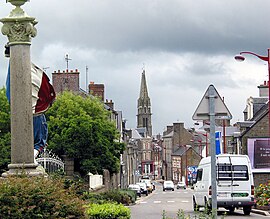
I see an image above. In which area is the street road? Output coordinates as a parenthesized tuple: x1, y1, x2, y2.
(129, 182, 268, 219)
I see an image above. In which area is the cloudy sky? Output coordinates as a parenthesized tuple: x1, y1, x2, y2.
(0, 0, 269, 134)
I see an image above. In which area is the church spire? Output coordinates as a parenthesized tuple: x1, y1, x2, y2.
(139, 70, 149, 99)
(137, 69, 152, 137)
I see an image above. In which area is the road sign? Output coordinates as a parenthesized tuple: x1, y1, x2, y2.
(192, 84, 232, 120)
(135, 170, 140, 175)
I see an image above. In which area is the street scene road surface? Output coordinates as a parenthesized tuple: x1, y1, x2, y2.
(129, 183, 268, 219)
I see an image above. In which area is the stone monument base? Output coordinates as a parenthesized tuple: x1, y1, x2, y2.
(2, 163, 45, 177)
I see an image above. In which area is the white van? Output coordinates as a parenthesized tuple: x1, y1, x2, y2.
(192, 154, 255, 215)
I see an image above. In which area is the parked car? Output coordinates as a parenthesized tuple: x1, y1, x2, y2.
(128, 184, 141, 197)
(177, 181, 186, 189)
(136, 182, 148, 196)
(192, 154, 255, 215)
(163, 180, 174, 191)
(140, 179, 153, 193)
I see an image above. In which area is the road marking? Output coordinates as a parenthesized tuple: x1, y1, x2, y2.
(154, 201, 161, 203)
(167, 201, 175, 203)
(140, 201, 147, 204)
(181, 200, 189, 203)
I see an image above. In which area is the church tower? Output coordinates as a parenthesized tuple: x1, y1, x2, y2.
(137, 69, 152, 137)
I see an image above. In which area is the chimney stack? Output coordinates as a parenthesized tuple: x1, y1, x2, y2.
(257, 81, 269, 97)
(105, 99, 114, 110)
(88, 82, 105, 101)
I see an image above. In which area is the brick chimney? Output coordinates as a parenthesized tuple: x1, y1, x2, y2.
(258, 81, 269, 97)
(52, 69, 80, 94)
(89, 82, 105, 101)
(105, 99, 114, 110)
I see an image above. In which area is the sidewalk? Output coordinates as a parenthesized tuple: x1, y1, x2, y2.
(252, 208, 270, 216)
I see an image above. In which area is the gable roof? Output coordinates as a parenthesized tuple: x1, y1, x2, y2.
(172, 145, 201, 157)
(240, 103, 269, 138)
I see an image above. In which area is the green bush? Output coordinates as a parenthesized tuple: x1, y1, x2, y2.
(120, 189, 137, 204)
(83, 189, 136, 205)
(100, 189, 135, 205)
(82, 192, 107, 204)
(86, 202, 131, 219)
(0, 176, 87, 219)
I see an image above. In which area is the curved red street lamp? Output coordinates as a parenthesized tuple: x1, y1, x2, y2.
(235, 49, 270, 137)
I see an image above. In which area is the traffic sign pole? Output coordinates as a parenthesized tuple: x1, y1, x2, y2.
(192, 84, 232, 219)
(209, 85, 217, 218)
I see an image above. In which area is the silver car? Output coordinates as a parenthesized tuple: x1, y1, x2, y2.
(128, 184, 142, 197)
(163, 180, 174, 191)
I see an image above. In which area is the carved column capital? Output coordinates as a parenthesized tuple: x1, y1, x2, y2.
(1, 0, 37, 45)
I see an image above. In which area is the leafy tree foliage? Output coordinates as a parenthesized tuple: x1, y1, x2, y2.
(46, 91, 125, 176)
(0, 87, 11, 174)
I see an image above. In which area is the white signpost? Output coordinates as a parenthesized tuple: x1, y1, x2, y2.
(192, 85, 232, 218)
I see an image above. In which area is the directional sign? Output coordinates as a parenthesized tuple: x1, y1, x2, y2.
(192, 84, 232, 120)
(135, 170, 140, 175)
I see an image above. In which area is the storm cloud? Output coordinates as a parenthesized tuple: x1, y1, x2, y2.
(0, 0, 269, 134)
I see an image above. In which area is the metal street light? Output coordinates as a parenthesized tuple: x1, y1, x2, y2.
(235, 49, 270, 137)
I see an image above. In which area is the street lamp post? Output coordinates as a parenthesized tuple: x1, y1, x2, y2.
(203, 133, 208, 156)
(163, 145, 167, 180)
(235, 49, 270, 137)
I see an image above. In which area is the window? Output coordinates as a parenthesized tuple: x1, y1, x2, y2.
(196, 169, 203, 181)
(217, 164, 248, 181)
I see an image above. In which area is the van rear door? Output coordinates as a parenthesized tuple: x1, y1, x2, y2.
(230, 157, 251, 203)
(216, 157, 233, 204)
(217, 156, 252, 205)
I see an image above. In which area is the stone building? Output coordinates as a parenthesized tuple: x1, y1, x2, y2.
(162, 122, 201, 181)
(172, 145, 201, 184)
(238, 81, 270, 186)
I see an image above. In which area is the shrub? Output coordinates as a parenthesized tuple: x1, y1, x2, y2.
(0, 176, 87, 219)
(82, 192, 107, 204)
(86, 202, 131, 219)
(120, 189, 137, 204)
(83, 189, 136, 206)
(255, 183, 270, 206)
(100, 189, 135, 205)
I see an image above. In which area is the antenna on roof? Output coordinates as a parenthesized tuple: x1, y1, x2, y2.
(42, 67, 50, 72)
(86, 65, 89, 93)
(65, 53, 72, 70)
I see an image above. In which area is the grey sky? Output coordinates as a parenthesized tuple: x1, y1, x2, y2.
(0, 1, 269, 134)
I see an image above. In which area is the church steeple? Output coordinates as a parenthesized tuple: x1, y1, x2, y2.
(137, 69, 152, 137)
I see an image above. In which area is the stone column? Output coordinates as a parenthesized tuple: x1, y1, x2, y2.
(1, 0, 43, 176)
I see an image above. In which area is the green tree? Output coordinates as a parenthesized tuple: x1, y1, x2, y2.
(0, 87, 11, 174)
(46, 91, 125, 176)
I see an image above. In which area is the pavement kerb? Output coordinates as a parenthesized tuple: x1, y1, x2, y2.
(251, 208, 270, 216)
(135, 189, 156, 204)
